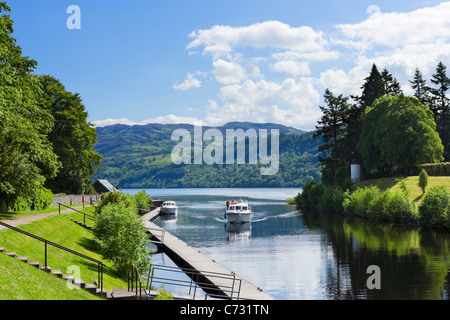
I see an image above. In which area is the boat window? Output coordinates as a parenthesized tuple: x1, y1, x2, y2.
(230, 206, 235, 210)
(236, 206, 241, 210)
(243, 207, 247, 210)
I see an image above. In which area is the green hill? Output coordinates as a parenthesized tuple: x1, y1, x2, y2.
(94, 122, 321, 188)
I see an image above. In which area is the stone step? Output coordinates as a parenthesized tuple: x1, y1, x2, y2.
(84, 283, 97, 294)
(51, 270, 63, 278)
(6, 251, 16, 258)
(74, 278, 86, 289)
(27, 261, 40, 268)
(16, 256, 27, 263)
(39, 265, 51, 273)
(0, 247, 5, 253)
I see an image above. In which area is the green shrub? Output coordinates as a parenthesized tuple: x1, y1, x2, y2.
(6, 187, 53, 212)
(295, 181, 325, 207)
(319, 187, 345, 212)
(343, 186, 381, 217)
(416, 162, 450, 176)
(9, 195, 32, 212)
(33, 187, 53, 210)
(93, 202, 151, 276)
(418, 186, 450, 228)
(365, 189, 416, 223)
(95, 191, 134, 214)
(133, 189, 152, 210)
(367, 189, 393, 221)
(387, 192, 417, 223)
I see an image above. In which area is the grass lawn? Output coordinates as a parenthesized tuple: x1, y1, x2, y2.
(0, 252, 102, 300)
(0, 214, 129, 299)
(356, 176, 450, 204)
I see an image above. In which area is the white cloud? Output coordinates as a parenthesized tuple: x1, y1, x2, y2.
(93, 115, 202, 127)
(187, 20, 329, 58)
(212, 59, 249, 84)
(172, 72, 202, 90)
(272, 60, 311, 77)
(204, 78, 321, 130)
(335, 2, 450, 50)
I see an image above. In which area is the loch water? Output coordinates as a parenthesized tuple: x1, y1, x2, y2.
(126, 188, 450, 300)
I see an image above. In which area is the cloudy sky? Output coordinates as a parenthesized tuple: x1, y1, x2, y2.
(9, 0, 450, 130)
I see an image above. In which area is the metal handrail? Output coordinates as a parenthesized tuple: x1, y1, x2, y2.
(0, 220, 104, 293)
(128, 264, 149, 299)
(58, 203, 95, 226)
(146, 264, 242, 300)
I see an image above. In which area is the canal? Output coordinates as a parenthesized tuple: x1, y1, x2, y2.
(126, 188, 450, 300)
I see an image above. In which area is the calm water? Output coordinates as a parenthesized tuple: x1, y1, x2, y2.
(126, 188, 450, 300)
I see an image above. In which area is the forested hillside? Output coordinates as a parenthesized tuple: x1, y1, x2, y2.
(94, 122, 321, 188)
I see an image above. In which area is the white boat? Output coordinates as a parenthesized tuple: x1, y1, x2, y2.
(160, 200, 178, 215)
(225, 199, 251, 223)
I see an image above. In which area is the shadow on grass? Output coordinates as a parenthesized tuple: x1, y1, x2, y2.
(413, 193, 425, 203)
(76, 237, 123, 280)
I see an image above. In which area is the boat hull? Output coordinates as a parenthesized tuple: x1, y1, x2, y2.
(225, 212, 251, 223)
(160, 207, 178, 215)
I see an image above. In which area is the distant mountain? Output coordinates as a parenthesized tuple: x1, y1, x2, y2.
(94, 122, 321, 188)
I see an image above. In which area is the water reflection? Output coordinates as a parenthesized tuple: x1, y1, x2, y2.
(301, 209, 450, 300)
(225, 222, 252, 241)
(160, 212, 178, 226)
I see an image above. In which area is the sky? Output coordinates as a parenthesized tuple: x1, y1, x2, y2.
(7, 0, 450, 130)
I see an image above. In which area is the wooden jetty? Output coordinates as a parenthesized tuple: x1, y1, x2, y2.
(142, 208, 275, 300)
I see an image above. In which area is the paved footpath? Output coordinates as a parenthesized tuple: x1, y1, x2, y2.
(0, 206, 91, 231)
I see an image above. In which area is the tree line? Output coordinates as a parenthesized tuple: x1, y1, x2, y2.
(314, 62, 448, 186)
(0, 3, 101, 211)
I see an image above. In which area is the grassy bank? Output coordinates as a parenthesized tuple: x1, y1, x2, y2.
(0, 213, 128, 299)
(295, 175, 450, 228)
(356, 176, 450, 204)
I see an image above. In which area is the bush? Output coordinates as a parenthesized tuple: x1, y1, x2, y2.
(416, 162, 450, 176)
(95, 191, 134, 214)
(33, 187, 53, 211)
(343, 186, 381, 217)
(6, 187, 53, 212)
(365, 189, 416, 223)
(386, 192, 417, 223)
(319, 187, 345, 212)
(93, 202, 151, 276)
(418, 186, 450, 228)
(133, 189, 152, 210)
(367, 189, 393, 221)
(295, 181, 325, 207)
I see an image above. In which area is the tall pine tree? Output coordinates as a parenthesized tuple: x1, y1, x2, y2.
(429, 62, 450, 161)
(314, 89, 350, 185)
(409, 68, 431, 105)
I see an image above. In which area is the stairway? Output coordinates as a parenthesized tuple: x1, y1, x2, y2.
(0, 246, 106, 298)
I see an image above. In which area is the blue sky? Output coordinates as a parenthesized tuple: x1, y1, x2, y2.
(8, 0, 450, 130)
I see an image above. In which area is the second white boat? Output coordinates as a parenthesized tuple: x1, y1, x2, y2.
(160, 200, 178, 215)
(225, 199, 251, 223)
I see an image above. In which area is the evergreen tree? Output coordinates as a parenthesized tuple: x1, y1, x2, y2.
(429, 62, 450, 161)
(409, 68, 431, 105)
(381, 68, 402, 96)
(352, 64, 386, 108)
(314, 89, 350, 185)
